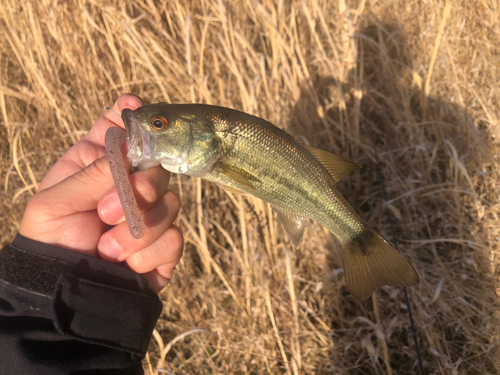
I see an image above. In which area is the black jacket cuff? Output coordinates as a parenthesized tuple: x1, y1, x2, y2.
(0, 234, 163, 374)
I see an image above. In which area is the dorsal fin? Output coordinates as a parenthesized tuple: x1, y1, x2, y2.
(302, 144, 360, 182)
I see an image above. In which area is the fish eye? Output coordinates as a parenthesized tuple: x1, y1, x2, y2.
(150, 115, 169, 130)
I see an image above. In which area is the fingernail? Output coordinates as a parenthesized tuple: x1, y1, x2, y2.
(125, 93, 144, 108)
(98, 237, 122, 260)
(100, 195, 124, 223)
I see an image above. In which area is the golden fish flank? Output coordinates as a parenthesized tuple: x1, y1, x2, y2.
(122, 104, 420, 300)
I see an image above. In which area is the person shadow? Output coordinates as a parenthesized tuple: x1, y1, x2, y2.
(286, 18, 499, 374)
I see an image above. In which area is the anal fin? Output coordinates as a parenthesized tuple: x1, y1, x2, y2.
(274, 206, 308, 248)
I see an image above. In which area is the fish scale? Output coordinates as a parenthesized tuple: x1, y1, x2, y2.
(122, 103, 419, 300)
(207, 112, 365, 244)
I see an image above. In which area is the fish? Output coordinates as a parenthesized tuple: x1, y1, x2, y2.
(122, 103, 419, 300)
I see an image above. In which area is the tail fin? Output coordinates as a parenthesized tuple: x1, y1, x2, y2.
(343, 230, 419, 300)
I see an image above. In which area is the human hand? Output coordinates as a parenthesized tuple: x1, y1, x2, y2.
(19, 94, 183, 293)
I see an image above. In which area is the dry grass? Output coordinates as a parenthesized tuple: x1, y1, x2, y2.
(1, 0, 499, 373)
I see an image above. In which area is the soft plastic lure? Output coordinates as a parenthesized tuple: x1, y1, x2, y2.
(105, 126, 145, 239)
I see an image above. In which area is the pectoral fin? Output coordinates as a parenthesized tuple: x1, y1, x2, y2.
(220, 184, 250, 196)
(274, 206, 308, 248)
(302, 144, 360, 182)
(216, 164, 256, 191)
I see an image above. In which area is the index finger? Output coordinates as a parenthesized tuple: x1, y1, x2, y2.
(83, 93, 144, 147)
(38, 94, 144, 191)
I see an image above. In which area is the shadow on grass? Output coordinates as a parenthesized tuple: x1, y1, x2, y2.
(288, 18, 499, 374)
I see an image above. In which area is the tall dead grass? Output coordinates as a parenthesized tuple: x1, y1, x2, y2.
(1, 0, 499, 373)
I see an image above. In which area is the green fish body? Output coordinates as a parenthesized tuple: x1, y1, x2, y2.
(122, 104, 419, 300)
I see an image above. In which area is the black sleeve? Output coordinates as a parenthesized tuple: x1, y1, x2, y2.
(0, 234, 163, 375)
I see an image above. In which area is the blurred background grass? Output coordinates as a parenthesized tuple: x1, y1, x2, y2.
(1, 0, 499, 373)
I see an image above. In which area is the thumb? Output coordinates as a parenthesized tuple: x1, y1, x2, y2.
(19, 155, 117, 253)
(42, 155, 117, 215)
(22, 154, 116, 227)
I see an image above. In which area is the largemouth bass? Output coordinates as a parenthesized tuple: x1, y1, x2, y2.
(122, 104, 419, 300)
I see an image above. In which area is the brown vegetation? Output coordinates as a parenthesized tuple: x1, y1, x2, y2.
(1, 0, 499, 373)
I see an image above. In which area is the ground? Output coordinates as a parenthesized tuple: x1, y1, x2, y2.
(0, 0, 499, 373)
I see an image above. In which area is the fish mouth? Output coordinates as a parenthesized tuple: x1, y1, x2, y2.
(122, 108, 160, 171)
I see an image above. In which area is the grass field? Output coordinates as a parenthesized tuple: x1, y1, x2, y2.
(1, 0, 499, 373)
